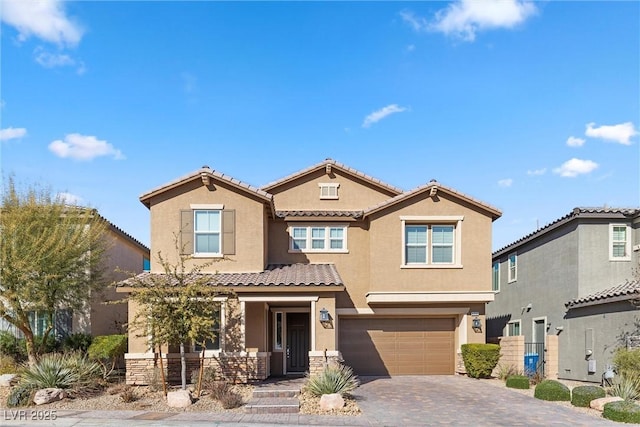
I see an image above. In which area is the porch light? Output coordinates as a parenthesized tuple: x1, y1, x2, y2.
(471, 312, 482, 332)
(319, 307, 331, 324)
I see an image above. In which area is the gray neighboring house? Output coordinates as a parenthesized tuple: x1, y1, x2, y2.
(487, 207, 640, 383)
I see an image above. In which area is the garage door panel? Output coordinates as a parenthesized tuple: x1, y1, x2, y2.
(340, 318, 455, 376)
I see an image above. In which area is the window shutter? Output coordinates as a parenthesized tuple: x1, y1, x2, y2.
(180, 210, 194, 255)
(222, 209, 235, 255)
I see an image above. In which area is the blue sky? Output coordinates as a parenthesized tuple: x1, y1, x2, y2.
(1, 0, 638, 251)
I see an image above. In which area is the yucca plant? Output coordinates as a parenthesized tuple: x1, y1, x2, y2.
(19, 352, 102, 390)
(608, 371, 640, 401)
(305, 363, 359, 397)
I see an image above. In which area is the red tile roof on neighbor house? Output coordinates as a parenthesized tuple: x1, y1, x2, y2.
(118, 263, 344, 289)
(566, 279, 640, 309)
(275, 210, 363, 219)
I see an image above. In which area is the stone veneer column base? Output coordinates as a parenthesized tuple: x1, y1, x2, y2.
(124, 352, 269, 385)
(308, 351, 343, 376)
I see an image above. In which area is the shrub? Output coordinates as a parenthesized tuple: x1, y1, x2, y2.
(495, 363, 522, 381)
(608, 371, 640, 401)
(305, 363, 359, 397)
(571, 385, 606, 407)
(534, 380, 571, 401)
(603, 400, 640, 424)
(613, 347, 640, 376)
(144, 367, 163, 392)
(120, 386, 138, 403)
(0, 331, 26, 361)
(88, 334, 127, 379)
(6, 383, 35, 408)
(63, 333, 93, 352)
(505, 375, 530, 389)
(219, 390, 244, 409)
(19, 352, 102, 390)
(461, 343, 501, 379)
(209, 380, 232, 401)
(0, 354, 18, 375)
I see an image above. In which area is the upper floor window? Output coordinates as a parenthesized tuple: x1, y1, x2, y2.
(195, 210, 221, 255)
(289, 224, 348, 253)
(508, 253, 517, 283)
(401, 216, 463, 268)
(610, 224, 631, 261)
(492, 262, 500, 292)
(318, 183, 339, 200)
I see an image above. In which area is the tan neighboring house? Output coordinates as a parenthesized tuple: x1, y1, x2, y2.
(119, 159, 501, 384)
(0, 215, 150, 340)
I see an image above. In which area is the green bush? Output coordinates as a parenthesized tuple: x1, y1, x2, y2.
(505, 375, 530, 389)
(613, 348, 640, 376)
(20, 352, 102, 390)
(0, 354, 18, 375)
(461, 343, 501, 379)
(6, 383, 35, 407)
(571, 385, 605, 407)
(534, 380, 571, 401)
(305, 364, 360, 397)
(63, 333, 93, 352)
(603, 400, 640, 424)
(0, 331, 26, 361)
(88, 334, 127, 379)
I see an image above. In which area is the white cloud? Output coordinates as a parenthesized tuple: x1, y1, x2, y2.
(498, 178, 513, 188)
(399, 10, 429, 32)
(566, 136, 585, 147)
(48, 133, 124, 161)
(0, 127, 27, 142)
(57, 192, 83, 205)
(527, 168, 546, 176)
(585, 122, 638, 145)
(362, 104, 408, 128)
(1, 0, 84, 47)
(406, 44, 416, 52)
(33, 47, 86, 74)
(553, 158, 598, 178)
(430, 0, 537, 41)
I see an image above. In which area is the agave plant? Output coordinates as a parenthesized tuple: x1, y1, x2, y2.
(19, 352, 102, 390)
(607, 371, 640, 401)
(305, 363, 360, 397)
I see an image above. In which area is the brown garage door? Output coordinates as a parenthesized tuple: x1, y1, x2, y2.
(339, 317, 455, 375)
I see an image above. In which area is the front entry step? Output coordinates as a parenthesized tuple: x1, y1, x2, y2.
(244, 396, 300, 414)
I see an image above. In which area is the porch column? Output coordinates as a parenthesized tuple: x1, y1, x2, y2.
(311, 300, 316, 351)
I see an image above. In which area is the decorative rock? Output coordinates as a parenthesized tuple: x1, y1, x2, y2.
(0, 374, 18, 387)
(33, 388, 67, 405)
(167, 389, 193, 408)
(319, 393, 345, 410)
(590, 396, 623, 411)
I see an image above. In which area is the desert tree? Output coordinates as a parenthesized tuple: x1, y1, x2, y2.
(0, 176, 108, 364)
(124, 239, 232, 391)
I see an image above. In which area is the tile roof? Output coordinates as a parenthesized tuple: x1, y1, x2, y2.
(494, 207, 640, 256)
(118, 263, 344, 288)
(566, 279, 640, 308)
(139, 166, 273, 207)
(363, 180, 502, 220)
(275, 210, 363, 219)
(260, 158, 403, 195)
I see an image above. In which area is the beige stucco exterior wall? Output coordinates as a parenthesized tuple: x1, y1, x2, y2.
(315, 294, 337, 351)
(147, 178, 267, 273)
(90, 228, 149, 336)
(268, 168, 397, 211)
(245, 301, 266, 351)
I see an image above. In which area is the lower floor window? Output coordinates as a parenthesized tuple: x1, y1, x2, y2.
(507, 320, 521, 336)
(193, 307, 222, 351)
(27, 309, 72, 339)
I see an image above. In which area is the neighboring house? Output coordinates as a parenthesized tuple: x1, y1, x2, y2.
(0, 215, 150, 340)
(487, 207, 640, 383)
(119, 159, 501, 384)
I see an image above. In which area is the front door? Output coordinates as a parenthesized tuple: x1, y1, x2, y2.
(286, 313, 309, 373)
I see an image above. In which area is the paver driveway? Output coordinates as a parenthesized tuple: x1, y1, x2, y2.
(353, 376, 619, 426)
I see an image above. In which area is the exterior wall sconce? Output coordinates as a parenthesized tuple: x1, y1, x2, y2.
(471, 312, 482, 332)
(319, 307, 332, 328)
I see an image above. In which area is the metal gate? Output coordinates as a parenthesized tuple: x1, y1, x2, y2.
(524, 342, 545, 377)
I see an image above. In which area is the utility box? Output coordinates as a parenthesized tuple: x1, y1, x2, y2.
(588, 359, 597, 374)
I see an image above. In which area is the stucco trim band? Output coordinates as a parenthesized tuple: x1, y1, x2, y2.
(365, 291, 495, 304)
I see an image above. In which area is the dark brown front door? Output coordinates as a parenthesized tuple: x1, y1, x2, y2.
(286, 313, 309, 373)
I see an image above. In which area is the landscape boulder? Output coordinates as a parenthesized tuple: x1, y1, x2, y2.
(319, 393, 345, 410)
(33, 388, 67, 405)
(590, 396, 624, 411)
(0, 374, 18, 387)
(167, 389, 193, 408)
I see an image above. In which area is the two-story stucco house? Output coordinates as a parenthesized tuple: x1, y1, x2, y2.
(487, 207, 640, 383)
(120, 159, 501, 384)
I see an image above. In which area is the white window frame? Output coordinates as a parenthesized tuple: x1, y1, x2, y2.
(508, 253, 517, 283)
(492, 261, 500, 292)
(506, 319, 521, 337)
(400, 216, 463, 268)
(288, 224, 348, 253)
(610, 224, 631, 261)
(318, 183, 339, 200)
(193, 205, 223, 257)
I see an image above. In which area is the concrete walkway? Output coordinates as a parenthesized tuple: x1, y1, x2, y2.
(0, 376, 620, 426)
